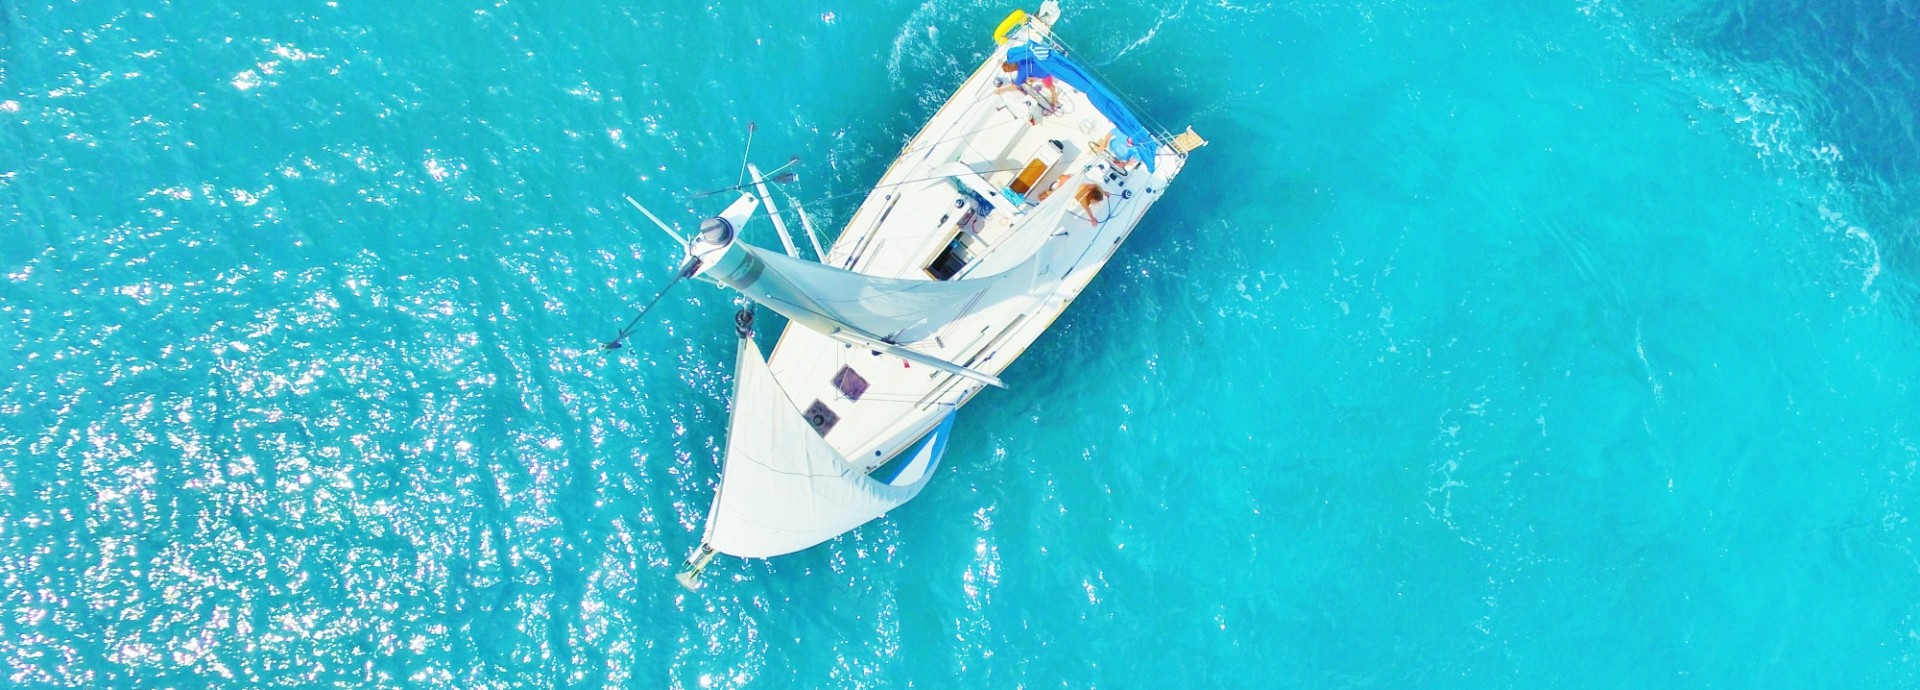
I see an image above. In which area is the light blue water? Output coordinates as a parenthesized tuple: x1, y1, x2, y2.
(5, 0, 1920, 687)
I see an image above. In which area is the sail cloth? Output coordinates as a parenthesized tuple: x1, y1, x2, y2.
(702, 336, 940, 558)
(1004, 42, 1158, 172)
(707, 241, 1044, 345)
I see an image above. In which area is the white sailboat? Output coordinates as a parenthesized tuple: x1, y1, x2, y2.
(641, 2, 1207, 588)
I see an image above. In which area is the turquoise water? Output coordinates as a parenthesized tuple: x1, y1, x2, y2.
(5, 0, 1920, 686)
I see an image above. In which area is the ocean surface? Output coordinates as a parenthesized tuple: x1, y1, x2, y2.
(4, 0, 1920, 687)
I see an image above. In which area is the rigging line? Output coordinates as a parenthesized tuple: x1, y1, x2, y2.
(1055, 33, 1178, 140)
(1033, 31, 1178, 140)
(879, 56, 1022, 160)
(791, 162, 1032, 209)
(828, 147, 1101, 210)
(953, 279, 993, 316)
(840, 392, 958, 406)
(697, 327, 753, 547)
(774, 48, 1151, 231)
(788, 80, 1048, 208)
(690, 157, 799, 199)
(771, 107, 1112, 249)
(892, 116, 1024, 166)
(736, 122, 757, 186)
(775, 118, 1022, 223)
(601, 264, 694, 350)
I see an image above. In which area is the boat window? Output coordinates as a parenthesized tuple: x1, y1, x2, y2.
(926, 232, 979, 281)
(832, 366, 869, 402)
(803, 400, 840, 436)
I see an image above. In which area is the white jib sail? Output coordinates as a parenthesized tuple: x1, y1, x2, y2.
(701, 334, 940, 558)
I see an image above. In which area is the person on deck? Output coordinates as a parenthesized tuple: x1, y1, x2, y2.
(1092, 131, 1142, 170)
(1074, 183, 1106, 226)
(995, 60, 1059, 108)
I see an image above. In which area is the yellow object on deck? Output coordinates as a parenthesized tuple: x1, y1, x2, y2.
(1009, 158, 1049, 196)
(993, 9, 1028, 44)
(1170, 126, 1209, 154)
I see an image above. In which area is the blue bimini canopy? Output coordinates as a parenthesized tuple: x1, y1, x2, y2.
(1005, 43, 1158, 172)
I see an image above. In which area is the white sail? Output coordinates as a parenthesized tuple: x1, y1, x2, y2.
(701, 335, 940, 558)
(670, 0, 1198, 584)
(704, 240, 1043, 345)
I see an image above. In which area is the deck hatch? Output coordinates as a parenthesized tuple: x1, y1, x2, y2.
(802, 400, 840, 436)
(832, 366, 869, 402)
(926, 232, 980, 281)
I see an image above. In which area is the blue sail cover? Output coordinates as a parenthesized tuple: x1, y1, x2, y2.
(1006, 43, 1158, 172)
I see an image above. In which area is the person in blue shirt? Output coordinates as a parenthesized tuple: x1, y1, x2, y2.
(1093, 130, 1141, 170)
(996, 59, 1059, 105)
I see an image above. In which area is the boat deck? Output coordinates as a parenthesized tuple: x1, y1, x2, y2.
(764, 23, 1189, 472)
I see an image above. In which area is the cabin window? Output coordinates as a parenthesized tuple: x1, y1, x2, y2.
(832, 366, 869, 402)
(926, 232, 979, 281)
(803, 400, 840, 436)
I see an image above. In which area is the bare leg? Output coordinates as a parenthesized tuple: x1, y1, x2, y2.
(1037, 173, 1072, 201)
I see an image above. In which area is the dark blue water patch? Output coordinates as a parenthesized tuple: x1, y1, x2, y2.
(1614, 0, 1920, 317)
(1, 6, 13, 76)
(1685, 0, 1920, 192)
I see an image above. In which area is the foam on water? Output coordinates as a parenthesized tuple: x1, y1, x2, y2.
(4, 0, 1920, 687)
